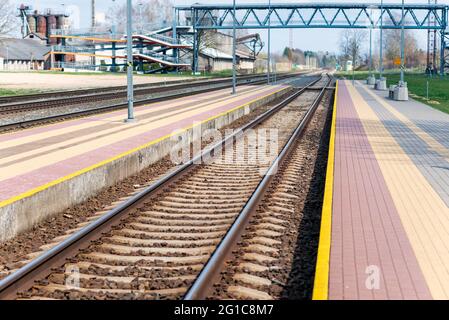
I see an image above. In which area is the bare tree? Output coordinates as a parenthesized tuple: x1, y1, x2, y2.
(339, 29, 352, 61)
(106, 0, 173, 33)
(382, 29, 425, 69)
(0, 0, 17, 38)
(339, 29, 366, 67)
(197, 30, 218, 51)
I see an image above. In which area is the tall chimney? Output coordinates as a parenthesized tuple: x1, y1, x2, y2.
(91, 0, 96, 28)
(91, 0, 96, 68)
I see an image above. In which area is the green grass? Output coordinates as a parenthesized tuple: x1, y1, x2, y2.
(0, 88, 42, 97)
(336, 70, 449, 115)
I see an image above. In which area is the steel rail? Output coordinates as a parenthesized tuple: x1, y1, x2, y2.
(0, 72, 301, 109)
(184, 75, 333, 300)
(0, 77, 205, 105)
(0, 74, 323, 300)
(0, 73, 258, 105)
(0, 73, 302, 133)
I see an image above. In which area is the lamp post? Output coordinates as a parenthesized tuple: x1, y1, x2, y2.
(369, 9, 373, 78)
(366, 6, 376, 86)
(393, 0, 408, 100)
(379, 0, 384, 78)
(232, 0, 237, 95)
(400, 0, 405, 84)
(267, 0, 271, 84)
(125, 0, 135, 122)
(375, 0, 387, 90)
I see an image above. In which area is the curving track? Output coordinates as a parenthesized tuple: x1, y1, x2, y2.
(0, 74, 333, 300)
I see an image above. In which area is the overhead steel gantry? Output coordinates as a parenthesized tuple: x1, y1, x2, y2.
(174, 2, 449, 75)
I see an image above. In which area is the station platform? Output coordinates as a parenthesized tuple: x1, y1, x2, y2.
(313, 80, 449, 300)
(0, 83, 288, 242)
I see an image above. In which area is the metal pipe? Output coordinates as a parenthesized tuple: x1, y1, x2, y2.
(232, 0, 237, 94)
(126, 0, 134, 121)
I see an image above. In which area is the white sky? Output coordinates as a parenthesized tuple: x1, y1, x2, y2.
(13, 0, 449, 54)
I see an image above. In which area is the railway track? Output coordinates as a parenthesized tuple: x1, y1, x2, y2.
(0, 74, 333, 300)
(0, 73, 301, 115)
(0, 72, 305, 133)
(0, 77, 205, 105)
(209, 100, 331, 300)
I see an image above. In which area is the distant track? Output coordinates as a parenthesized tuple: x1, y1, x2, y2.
(0, 73, 302, 115)
(0, 72, 305, 133)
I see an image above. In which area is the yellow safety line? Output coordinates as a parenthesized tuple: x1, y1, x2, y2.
(0, 85, 287, 210)
(312, 80, 338, 300)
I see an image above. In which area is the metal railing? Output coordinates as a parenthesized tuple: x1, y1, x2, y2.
(51, 27, 185, 46)
(139, 49, 190, 65)
(51, 45, 99, 53)
(143, 33, 178, 45)
(50, 27, 123, 40)
(51, 61, 100, 71)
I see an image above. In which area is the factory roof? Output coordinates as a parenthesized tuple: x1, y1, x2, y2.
(200, 47, 233, 60)
(0, 38, 50, 61)
(199, 48, 256, 61)
(236, 50, 255, 60)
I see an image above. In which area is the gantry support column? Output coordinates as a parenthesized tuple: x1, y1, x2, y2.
(173, 7, 179, 72)
(440, 8, 447, 76)
(192, 9, 199, 75)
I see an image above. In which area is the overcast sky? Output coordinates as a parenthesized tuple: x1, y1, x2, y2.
(14, 0, 449, 54)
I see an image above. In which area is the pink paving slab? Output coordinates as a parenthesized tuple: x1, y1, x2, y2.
(329, 82, 431, 300)
(0, 85, 262, 144)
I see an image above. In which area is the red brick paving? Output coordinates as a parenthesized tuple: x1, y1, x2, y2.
(329, 82, 431, 300)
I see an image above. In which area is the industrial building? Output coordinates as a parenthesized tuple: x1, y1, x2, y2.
(18, 4, 69, 45)
(11, 4, 264, 74)
(194, 31, 260, 73)
(0, 38, 50, 71)
(46, 27, 261, 73)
